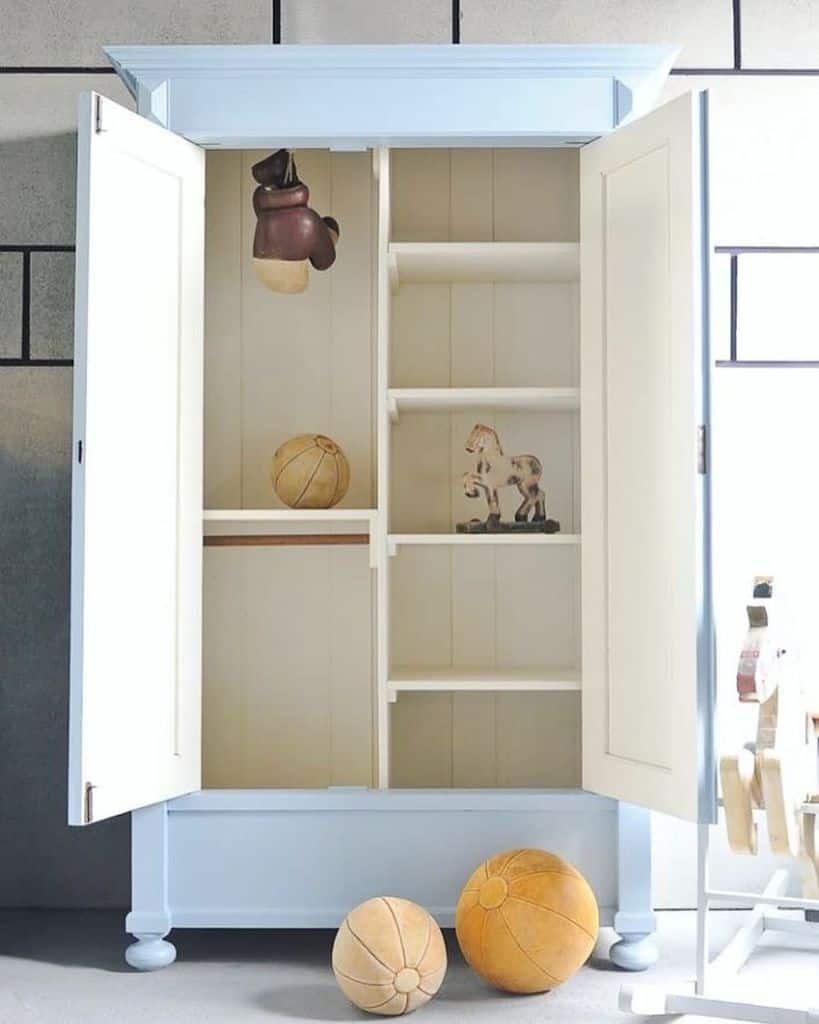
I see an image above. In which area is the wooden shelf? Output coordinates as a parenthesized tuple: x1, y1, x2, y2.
(388, 666, 581, 698)
(388, 242, 579, 290)
(388, 241, 580, 288)
(203, 509, 377, 542)
(389, 533, 580, 548)
(388, 387, 579, 422)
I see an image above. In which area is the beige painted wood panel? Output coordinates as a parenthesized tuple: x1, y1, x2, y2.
(203, 146, 582, 791)
(391, 692, 580, 788)
(389, 547, 580, 674)
(390, 693, 454, 788)
(204, 148, 374, 510)
(203, 547, 373, 788)
(389, 148, 581, 789)
(204, 151, 242, 508)
(451, 694, 498, 787)
(202, 149, 375, 788)
(390, 150, 453, 243)
(241, 149, 373, 508)
(389, 544, 581, 788)
(495, 692, 580, 787)
(491, 149, 579, 243)
(391, 148, 579, 243)
(390, 284, 452, 388)
(391, 281, 578, 390)
(202, 549, 243, 787)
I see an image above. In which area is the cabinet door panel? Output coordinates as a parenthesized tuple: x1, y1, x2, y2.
(68, 93, 205, 825)
(580, 92, 713, 823)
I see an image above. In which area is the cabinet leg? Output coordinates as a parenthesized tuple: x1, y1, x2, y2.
(610, 932, 659, 972)
(126, 803, 174, 971)
(125, 933, 177, 971)
(614, 802, 658, 972)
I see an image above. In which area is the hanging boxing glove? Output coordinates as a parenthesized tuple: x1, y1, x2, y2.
(251, 149, 341, 294)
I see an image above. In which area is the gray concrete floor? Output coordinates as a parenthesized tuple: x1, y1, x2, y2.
(1, 910, 818, 1023)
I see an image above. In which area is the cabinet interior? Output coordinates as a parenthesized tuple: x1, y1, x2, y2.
(202, 146, 581, 790)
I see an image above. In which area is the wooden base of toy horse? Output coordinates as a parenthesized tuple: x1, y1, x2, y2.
(456, 517, 561, 534)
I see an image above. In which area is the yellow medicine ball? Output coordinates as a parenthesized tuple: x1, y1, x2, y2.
(455, 848, 599, 994)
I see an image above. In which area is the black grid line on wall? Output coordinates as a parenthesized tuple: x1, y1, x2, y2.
(4, 0, 819, 72)
(0, 1, 818, 72)
(0, 245, 75, 367)
(715, 246, 819, 368)
(733, 0, 742, 70)
(0, 66, 115, 74)
(1, 2, 819, 374)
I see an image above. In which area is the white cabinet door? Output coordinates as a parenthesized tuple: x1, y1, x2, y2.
(580, 92, 713, 823)
(68, 93, 205, 825)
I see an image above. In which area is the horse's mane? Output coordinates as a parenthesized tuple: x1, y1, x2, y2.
(476, 424, 502, 455)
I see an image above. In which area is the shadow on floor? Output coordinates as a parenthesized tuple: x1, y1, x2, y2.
(252, 985, 363, 1022)
(0, 911, 356, 973)
(0, 912, 460, 973)
(0, 909, 624, 995)
(0, 910, 133, 973)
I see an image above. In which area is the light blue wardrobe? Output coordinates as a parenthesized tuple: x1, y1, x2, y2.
(67, 44, 714, 970)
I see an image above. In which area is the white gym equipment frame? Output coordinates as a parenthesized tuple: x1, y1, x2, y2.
(622, 815, 819, 1022)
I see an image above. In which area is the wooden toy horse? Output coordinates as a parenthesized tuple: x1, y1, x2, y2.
(720, 578, 819, 897)
(462, 423, 546, 527)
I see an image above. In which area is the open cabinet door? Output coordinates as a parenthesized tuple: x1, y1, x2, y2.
(581, 91, 713, 823)
(68, 93, 204, 825)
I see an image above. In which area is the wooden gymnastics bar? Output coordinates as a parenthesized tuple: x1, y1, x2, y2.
(203, 534, 370, 547)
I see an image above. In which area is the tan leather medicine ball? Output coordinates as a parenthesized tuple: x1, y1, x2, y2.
(271, 433, 350, 508)
(332, 897, 447, 1015)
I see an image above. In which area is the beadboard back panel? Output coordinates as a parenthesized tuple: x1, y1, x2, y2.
(388, 148, 581, 788)
(204, 148, 374, 511)
(201, 149, 376, 788)
(202, 545, 374, 788)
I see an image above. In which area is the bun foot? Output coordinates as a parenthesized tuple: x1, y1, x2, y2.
(125, 934, 177, 971)
(610, 932, 658, 971)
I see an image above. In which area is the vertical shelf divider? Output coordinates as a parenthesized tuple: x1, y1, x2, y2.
(374, 147, 392, 788)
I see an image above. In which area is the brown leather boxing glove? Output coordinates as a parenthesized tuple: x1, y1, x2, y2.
(252, 149, 300, 189)
(251, 149, 340, 274)
(252, 184, 339, 271)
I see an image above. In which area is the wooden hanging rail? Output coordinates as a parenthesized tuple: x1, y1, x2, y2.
(204, 533, 370, 548)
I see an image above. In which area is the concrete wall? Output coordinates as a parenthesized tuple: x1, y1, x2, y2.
(2, 0, 818, 909)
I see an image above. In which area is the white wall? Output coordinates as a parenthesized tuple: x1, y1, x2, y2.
(652, 76, 819, 907)
(654, 369, 819, 906)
